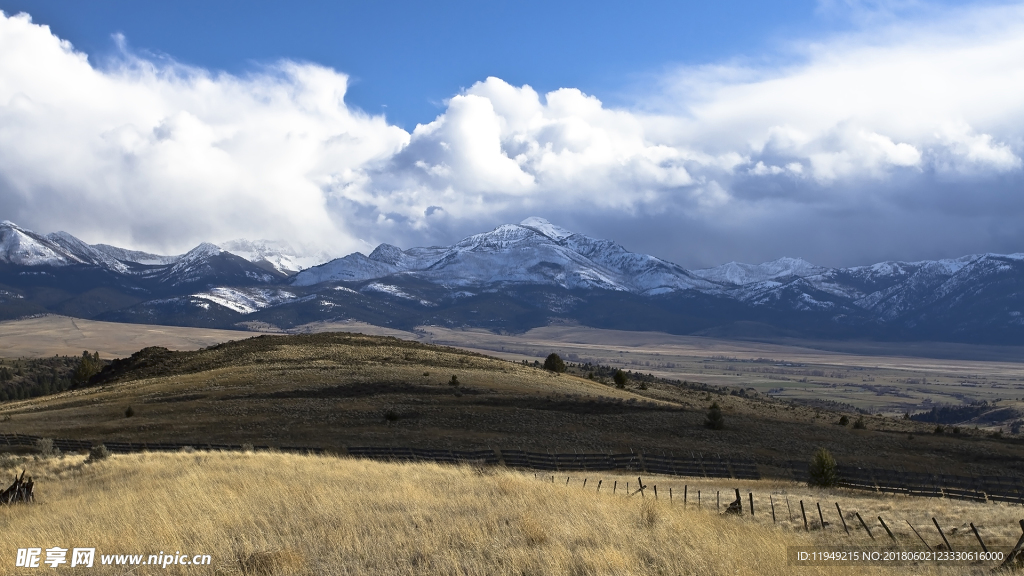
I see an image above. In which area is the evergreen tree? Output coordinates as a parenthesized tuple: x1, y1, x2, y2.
(613, 369, 628, 388)
(808, 447, 839, 487)
(543, 353, 566, 373)
(72, 351, 102, 384)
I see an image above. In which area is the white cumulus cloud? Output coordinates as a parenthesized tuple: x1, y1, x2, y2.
(1, 4, 1024, 267)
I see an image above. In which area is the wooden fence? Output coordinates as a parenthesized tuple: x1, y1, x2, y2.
(5, 432, 1024, 502)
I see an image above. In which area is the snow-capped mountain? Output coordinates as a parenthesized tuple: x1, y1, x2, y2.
(1, 218, 1022, 344)
(293, 217, 715, 294)
(218, 239, 330, 274)
(90, 244, 179, 266)
(0, 221, 92, 267)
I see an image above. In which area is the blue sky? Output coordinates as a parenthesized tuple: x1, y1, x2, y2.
(2, 0, 861, 129)
(0, 1, 1022, 267)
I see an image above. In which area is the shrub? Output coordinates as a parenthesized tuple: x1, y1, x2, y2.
(704, 402, 724, 430)
(448, 375, 459, 387)
(543, 353, 566, 373)
(384, 409, 399, 422)
(36, 437, 58, 457)
(852, 416, 866, 429)
(125, 405, 135, 418)
(838, 415, 849, 426)
(808, 447, 839, 488)
(87, 444, 110, 462)
(613, 369, 628, 389)
(934, 425, 945, 434)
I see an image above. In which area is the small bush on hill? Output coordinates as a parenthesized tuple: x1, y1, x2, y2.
(808, 447, 839, 488)
(543, 353, 566, 373)
(36, 437, 58, 457)
(613, 369, 628, 389)
(705, 402, 724, 430)
(87, 444, 110, 462)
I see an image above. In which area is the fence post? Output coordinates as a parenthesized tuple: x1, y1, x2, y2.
(770, 495, 776, 524)
(998, 520, 1024, 568)
(669, 487, 672, 504)
(684, 485, 688, 508)
(907, 521, 931, 550)
(654, 485, 658, 500)
(749, 493, 754, 517)
(787, 497, 792, 521)
(932, 518, 952, 551)
(717, 490, 720, 512)
(583, 478, 587, 489)
(597, 480, 602, 493)
(566, 476, 570, 486)
(817, 502, 826, 529)
(698, 490, 701, 509)
(970, 523, 987, 553)
(878, 516, 897, 543)
(800, 500, 808, 531)
(856, 512, 875, 540)
(835, 502, 849, 535)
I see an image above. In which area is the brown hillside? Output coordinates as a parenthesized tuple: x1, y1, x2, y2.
(0, 332, 1021, 479)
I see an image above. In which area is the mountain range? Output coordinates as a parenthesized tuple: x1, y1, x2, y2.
(2, 218, 1023, 344)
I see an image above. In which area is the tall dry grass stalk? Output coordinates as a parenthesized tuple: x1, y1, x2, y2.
(0, 451, 1018, 575)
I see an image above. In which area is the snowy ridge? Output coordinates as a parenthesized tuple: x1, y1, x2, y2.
(293, 218, 715, 293)
(218, 239, 330, 274)
(2, 219, 1022, 334)
(91, 244, 179, 266)
(0, 221, 85, 266)
(692, 257, 826, 285)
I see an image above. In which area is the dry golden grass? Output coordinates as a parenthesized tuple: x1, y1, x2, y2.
(2, 451, 1020, 575)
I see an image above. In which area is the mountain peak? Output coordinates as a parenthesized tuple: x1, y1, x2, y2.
(368, 244, 407, 266)
(519, 217, 574, 241)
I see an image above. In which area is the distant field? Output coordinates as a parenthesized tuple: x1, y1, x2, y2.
(417, 325, 1024, 417)
(2, 451, 1021, 575)
(0, 316, 252, 358)
(3, 315, 1023, 419)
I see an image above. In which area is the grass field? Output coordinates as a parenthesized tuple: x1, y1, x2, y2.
(4, 316, 1023, 420)
(0, 331, 1022, 479)
(417, 325, 1024, 418)
(0, 316, 251, 358)
(2, 450, 1022, 575)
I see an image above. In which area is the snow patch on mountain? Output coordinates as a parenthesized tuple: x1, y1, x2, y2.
(520, 217, 574, 241)
(191, 287, 298, 314)
(361, 282, 435, 306)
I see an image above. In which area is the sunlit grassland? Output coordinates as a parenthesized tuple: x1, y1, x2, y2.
(2, 451, 1021, 575)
